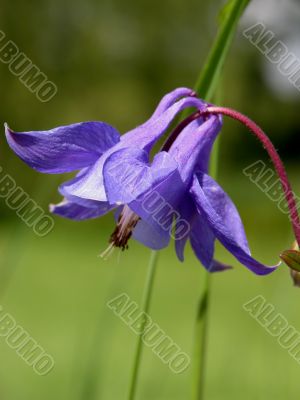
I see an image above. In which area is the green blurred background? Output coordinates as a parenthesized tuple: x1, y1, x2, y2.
(0, 0, 300, 399)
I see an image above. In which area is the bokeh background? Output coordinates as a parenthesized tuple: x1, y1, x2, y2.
(0, 0, 300, 399)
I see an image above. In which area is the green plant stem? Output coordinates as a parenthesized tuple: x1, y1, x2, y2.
(127, 2, 251, 398)
(191, 134, 220, 400)
(195, 0, 251, 101)
(127, 250, 159, 400)
(191, 1, 251, 399)
(191, 272, 211, 400)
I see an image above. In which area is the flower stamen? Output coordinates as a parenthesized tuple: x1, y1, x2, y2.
(107, 205, 140, 251)
(99, 243, 115, 260)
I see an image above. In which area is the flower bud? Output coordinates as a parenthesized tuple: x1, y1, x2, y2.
(290, 270, 300, 287)
(280, 249, 300, 272)
(280, 242, 300, 287)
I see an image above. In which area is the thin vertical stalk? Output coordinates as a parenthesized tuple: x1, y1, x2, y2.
(195, 0, 251, 101)
(191, 133, 220, 400)
(127, 250, 159, 400)
(191, 272, 211, 400)
(191, 1, 251, 399)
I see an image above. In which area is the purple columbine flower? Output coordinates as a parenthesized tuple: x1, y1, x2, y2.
(5, 88, 299, 276)
(5, 87, 200, 219)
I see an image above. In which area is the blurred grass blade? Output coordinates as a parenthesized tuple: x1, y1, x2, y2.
(192, 1, 251, 400)
(194, 0, 250, 101)
(127, 250, 159, 400)
(192, 272, 211, 400)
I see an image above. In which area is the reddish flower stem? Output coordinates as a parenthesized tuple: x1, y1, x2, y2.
(206, 106, 300, 245)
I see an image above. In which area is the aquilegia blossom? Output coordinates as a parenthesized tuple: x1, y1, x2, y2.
(5, 88, 300, 275)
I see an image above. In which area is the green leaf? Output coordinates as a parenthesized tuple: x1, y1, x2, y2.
(194, 0, 251, 101)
